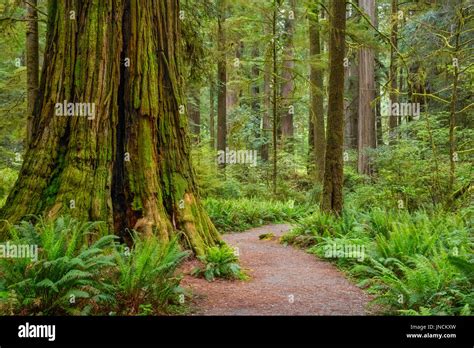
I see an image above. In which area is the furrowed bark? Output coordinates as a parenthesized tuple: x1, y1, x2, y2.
(357, 0, 376, 175)
(321, 0, 345, 215)
(26, 0, 39, 146)
(309, 4, 325, 183)
(1, 0, 221, 255)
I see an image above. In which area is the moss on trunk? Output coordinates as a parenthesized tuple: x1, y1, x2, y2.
(0, 0, 221, 255)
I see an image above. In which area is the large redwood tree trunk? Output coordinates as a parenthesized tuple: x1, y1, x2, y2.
(280, 0, 296, 146)
(321, 0, 346, 215)
(0, 0, 221, 255)
(25, 0, 39, 145)
(217, 0, 227, 168)
(308, 3, 325, 183)
(357, 0, 376, 175)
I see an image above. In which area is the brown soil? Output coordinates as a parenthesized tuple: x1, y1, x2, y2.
(181, 224, 371, 315)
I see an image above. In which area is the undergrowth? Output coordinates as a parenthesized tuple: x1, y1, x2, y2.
(282, 208, 473, 315)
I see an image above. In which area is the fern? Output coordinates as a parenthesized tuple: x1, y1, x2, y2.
(192, 244, 246, 282)
(0, 216, 117, 315)
(115, 234, 190, 314)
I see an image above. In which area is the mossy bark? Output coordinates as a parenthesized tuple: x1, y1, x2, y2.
(0, 0, 221, 255)
(308, 4, 325, 184)
(321, 0, 345, 215)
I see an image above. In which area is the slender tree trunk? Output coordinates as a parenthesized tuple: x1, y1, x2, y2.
(209, 80, 215, 149)
(309, 4, 325, 183)
(251, 45, 260, 146)
(226, 40, 243, 111)
(357, 0, 376, 175)
(280, 0, 296, 146)
(344, 56, 358, 149)
(447, 17, 461, 207)
(374, 6, 382, 146)
(321, 0, 346, 215)
(188, 87, 200, 143)
(388, 0, 398, 143)
(0, 0, 220, 255)
(261, 38, 272, 162)
(376, 80, 382, 146)
(217, 0, 227, 168)
(272, 0, 278, 194)
(25, 0, 39, 146)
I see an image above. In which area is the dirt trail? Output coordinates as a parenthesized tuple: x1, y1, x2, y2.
(181, 224, 371, 315)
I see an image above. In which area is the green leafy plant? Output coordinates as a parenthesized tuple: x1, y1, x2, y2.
(0, 216, 116, 315)
(115, 234, 190, 314)
(204, 197, 311, 232)
(192, 244, 246, 282)
(283, 208, 473, 315)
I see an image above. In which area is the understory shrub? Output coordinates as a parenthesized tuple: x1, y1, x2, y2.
(282, 208, 473, 315)
(0, 216, 116, 315)
(204, 197, 312, 232)
(115, 234, 190, 314)
(192, 244, 246, 282)
(0, 216, 192, 315)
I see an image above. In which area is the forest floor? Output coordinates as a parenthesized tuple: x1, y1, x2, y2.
(181, 224, 372, 315)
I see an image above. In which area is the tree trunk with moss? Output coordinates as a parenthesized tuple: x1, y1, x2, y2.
(321, 0, 345, 215)
(217, 0, 227, 169)
(0, 0, 221, 255)
(309, 3, 325, 183)
(26, 0, 39, 145)
(280, 0, 295, 147)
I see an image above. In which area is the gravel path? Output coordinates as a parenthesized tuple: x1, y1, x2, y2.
(181, 224, 371, 315)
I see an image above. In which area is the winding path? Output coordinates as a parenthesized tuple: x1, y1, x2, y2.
(181, 224, 371, 315)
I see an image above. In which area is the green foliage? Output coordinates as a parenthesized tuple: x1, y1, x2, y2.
(344, 121, 474, 211)
(0, 216, 192, 315)
(283, 208, 473, 315)
(192, 244, 246, 282)
(0, 167, 18, 207)
(115, 234, 190, 314)
(0, 216, 116, 315)
(204, 197, 311, 232)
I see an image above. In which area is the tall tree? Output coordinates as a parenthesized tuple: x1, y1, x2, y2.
(280, 0, 296, 144)
(25, 0, 39, 145)
(357, 0, 376, 175)
(226, 40, 243, 111)
(217, 0, 227, 168)
(343, 1, 358, 150)
(272, 0, 278, 194)
(344, 59, 358, 149)
(447, 8, 462, 207)
(308, 3, 325, 183)
(187, 87, 201, 143)
(388, 0, 398, 143)
(209, 79, 215, 149)
(321, 0, 346, 215)
(0, 0, 221, 254)
(261, 32, 272, 162)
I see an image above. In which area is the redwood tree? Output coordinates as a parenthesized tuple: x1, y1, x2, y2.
(280, 0, 296, 144)
(357, 0, 376, 175)
(217, 0, 227, 168)
(388, 0, 398, 143)
(308, 3, 325, 183)
(25, 0, 39, 145)
(321, 0, 346, 215)
(0, 0, 221, 255)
